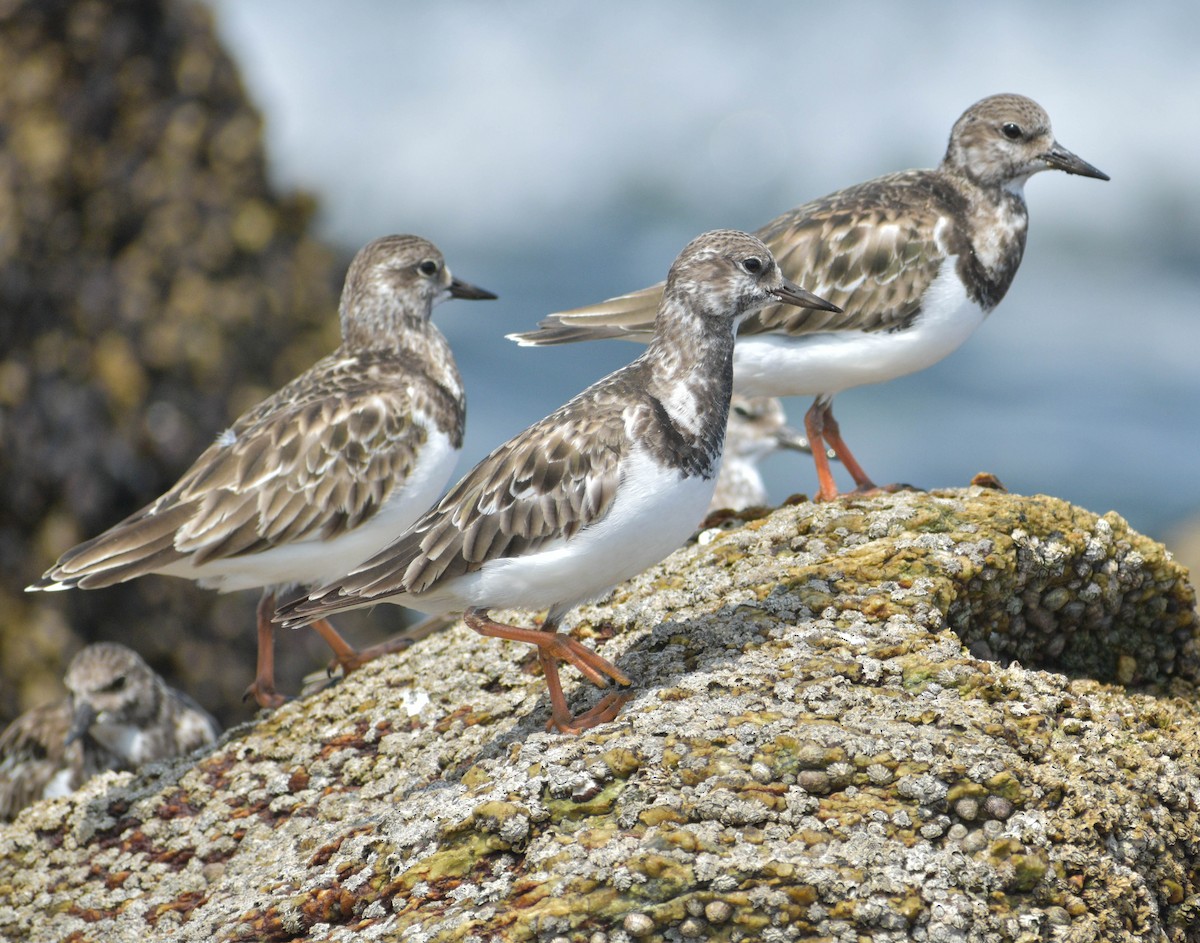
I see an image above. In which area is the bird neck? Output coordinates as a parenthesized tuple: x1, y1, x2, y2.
(637, 299, 738, 477)
(339, 295, 432, 352)
(939, 169, 1030, 311)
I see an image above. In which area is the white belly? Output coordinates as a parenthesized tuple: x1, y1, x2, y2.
(90, 721, 152, 765)
(732, 260, 983, 397)
(404, 448, 717, 618)
(164, 428, 461, 592)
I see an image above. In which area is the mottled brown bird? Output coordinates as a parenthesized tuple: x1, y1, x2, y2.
(279, 230, 838, 734)
(0, 643, 218, 820)
(28, 236, 495, 707)
(510, 95, 1108, 501)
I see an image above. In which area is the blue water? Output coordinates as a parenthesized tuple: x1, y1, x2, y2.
(206, 0, 1200, 541)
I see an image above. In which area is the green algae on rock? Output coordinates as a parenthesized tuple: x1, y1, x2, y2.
(0, 489, 1197, 942)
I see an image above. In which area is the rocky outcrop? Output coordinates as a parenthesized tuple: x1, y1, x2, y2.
(0, 0, 345, 724)
(1, 488, 1197, 943)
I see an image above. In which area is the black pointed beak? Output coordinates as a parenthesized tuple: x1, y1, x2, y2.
(1042, 141, 1109, 181)
(65, 701, 97, 746)
(772, 276, 841, 313)
(448, 276, 498, 301)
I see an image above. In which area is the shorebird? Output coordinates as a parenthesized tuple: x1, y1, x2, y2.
(0, 642, 219, 820)
(28, 235, 495, 707)
(510, 94, 1108, 501)
(277, 230, 838, 733)
(709, 395, 817, 512)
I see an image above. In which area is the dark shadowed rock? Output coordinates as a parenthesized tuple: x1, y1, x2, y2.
(0, 0, 368, 726)
(1, 489, 1196, 942)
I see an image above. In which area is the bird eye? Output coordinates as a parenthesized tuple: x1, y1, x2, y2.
(417, 259, 440, 277)
(1001, 122, 1022, 140)
(742, 257, 763, 274)
(102, 675, 127, 693)
(733, 404, 752, 418)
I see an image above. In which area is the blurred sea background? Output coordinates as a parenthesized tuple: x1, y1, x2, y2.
(206, 0, 1199, 544)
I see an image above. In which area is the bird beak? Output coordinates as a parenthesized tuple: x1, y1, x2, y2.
(65, 702, 97, 746)
(771, 276, 841, 313)
(448, 276, 498, 301)
(1041, 141, 1109, 181)
(773, 424, 813, 456)
(774, 424, 839, 460)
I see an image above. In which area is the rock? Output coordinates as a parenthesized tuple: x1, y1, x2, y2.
(0, 0, 357, 726)
(1, 489, 1197, 942)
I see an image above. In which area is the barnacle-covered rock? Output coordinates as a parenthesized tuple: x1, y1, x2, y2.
(1, 489, 1197, 942)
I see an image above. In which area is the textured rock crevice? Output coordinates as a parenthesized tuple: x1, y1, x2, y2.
(1, 488, 1197, 942)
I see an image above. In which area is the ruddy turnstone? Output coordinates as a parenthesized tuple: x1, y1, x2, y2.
(277, 230, 839, 733)
(27, 235, 496, 707)
(708, 395, 815, 512)
(510, 94, 1109, 501)
(0, 642, 219, 820)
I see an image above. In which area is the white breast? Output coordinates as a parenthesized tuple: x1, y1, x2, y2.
(405, 447, 718, 617)
(709, 455, 768, 512)
(89, 721, 150, 764)
(731, 258, 983, 398)
(41, 768, 78, 800)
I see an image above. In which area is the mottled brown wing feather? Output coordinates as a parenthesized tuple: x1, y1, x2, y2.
(740, 174, 949, 337)
(518, 170, 953, 344)
(35, 358, 442, 587)
(175, 390, 429, 558)
(309, 402, 629, 606)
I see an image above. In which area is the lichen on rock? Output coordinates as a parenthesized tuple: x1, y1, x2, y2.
(1, 488, 1197, 942)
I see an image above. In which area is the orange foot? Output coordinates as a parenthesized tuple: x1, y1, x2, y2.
(547, 690, 634, 734)
(243, 679, 289, 710)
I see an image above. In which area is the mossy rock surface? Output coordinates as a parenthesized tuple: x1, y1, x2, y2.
(2, 489, 1197, 943)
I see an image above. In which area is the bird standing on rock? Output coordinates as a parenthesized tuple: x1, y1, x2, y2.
(510, 94, 1109, 501)
(28, 235, 496, 707)
(277, 229, 839, 733)
(0, 642, 219, 820)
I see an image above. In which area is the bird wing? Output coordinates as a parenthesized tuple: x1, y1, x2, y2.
(34, 352, 455, 588)
(510, 170, 955, 345)
(165, 688, 222, 752)
(285, 397, 631, 618)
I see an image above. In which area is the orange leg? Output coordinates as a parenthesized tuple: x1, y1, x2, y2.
(817, 402, 878, 493)
(464, 607, 632, 733)
(249, 591, 412, 707)
(320, 612, 460, 676)
(245, 591, 289, 709)
(804, 399, 844, 502)
(537, 647, 632, 733)
(307, 617, 409, 675)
